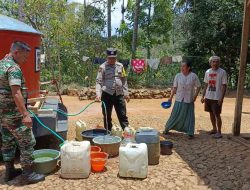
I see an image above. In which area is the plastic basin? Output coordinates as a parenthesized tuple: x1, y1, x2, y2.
(91, 152, 108, 172)
(93, 136, 121, 157)
(81, 129, 108, 145)
(161, 101, 172, 109)
(91, 146, 101, 153)
(32, 149, 60, 174)
(160, 141, 173, 155)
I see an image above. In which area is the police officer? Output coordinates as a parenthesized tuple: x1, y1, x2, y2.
(96, 48, 130, 131)
(0, 41, 45, 183)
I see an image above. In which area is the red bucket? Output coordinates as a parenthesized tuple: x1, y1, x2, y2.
(91, 146, 101, 153)
(90, 152, 108, 172)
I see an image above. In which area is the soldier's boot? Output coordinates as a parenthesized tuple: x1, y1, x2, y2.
(22, 165, 45, 184)
(4, 160, 23, 182)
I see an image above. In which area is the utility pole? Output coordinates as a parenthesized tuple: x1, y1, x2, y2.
(233, 0, 250, 136)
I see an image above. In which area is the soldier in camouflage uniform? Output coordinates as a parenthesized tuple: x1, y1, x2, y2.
(0, 41, 45, 183)
(96, 48, 130, 131)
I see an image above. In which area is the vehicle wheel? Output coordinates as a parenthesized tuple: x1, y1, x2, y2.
(35, 131, 67, 151)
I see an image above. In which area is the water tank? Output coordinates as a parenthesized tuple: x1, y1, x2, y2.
(0, 14, 42, 98)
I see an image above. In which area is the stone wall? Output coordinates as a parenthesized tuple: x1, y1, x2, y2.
(63, 87, 172, 100)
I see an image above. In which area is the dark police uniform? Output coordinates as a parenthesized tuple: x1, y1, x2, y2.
(96, 49, 129, 131)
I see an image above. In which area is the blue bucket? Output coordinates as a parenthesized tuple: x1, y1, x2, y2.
(161, 101, 172, 109)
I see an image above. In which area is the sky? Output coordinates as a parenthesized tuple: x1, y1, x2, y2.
(68, 0, 128, 34)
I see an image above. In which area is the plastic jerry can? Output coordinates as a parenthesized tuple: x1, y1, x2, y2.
(111, 124, 123, 138)
(75, 120, 88, 141)
(60, 141, 90, 179)
(121, 126, 136, 147)
(135, 127, 160, 165)
(119, 143, 148, 179)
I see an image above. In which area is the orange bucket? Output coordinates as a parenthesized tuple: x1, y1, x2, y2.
(91, 146, 101, 153)
(90, 152, 108, 172)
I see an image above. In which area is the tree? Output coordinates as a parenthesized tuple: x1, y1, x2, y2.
(107, 0, 117, 46)
(18, 0, 25, 21)
(107, 0, 112, 46)
(178, 0, 244, 87)
(126, 0, 173, 58)
(132, 0, 140, 58)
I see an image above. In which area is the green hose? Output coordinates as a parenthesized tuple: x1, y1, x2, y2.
(54, 101, 96, 116)
(42, 101, 107, 117)
(28, 110, 65, 143)
(28, 101, 108, 146)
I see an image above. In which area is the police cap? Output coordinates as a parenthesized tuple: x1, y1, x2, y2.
(107, 48, 117, 57)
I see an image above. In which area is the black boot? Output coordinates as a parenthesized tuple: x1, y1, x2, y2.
(22, 165, 45, 184)
(4, 161, 23, 182)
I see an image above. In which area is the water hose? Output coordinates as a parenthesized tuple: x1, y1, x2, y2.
(28, 101, 108, 146)
(42, 101, 108, 131)
(52, 102, 96, 116)
(28, 110, 65, 143)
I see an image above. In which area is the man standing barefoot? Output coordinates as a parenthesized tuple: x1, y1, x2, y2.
(201, 56, 227, 139)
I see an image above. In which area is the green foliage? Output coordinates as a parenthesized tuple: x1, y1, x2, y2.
(127, 63, 180, 88)
(1, 0, 248, 89)
(178, 0, 245, 88)
(0, 0, 108, 86)
(123, 0, 174, 58)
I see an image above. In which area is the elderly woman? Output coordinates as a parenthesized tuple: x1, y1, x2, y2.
(164, 60, 201, 138)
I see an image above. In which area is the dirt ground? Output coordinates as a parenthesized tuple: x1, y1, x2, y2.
(1, 96, 250, 190)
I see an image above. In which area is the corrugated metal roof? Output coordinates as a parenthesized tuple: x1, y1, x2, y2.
(0, 14, 42, 35)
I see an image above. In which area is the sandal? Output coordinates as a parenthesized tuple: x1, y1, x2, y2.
(188, 135, 194, 139)
(213, 133, 222, 139)
(208, 130, 217, 135)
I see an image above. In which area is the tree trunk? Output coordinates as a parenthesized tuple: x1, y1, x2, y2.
(107, 0, 112, 46)
(18, 0, 25, 22)
(147, 1, 152, 59)
(132, 0, 141, 59)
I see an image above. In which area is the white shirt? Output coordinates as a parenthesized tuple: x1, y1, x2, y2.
(174, 72, 201, 103)
(204, 68, 227, 100)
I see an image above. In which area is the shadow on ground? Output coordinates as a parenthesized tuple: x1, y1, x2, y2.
(163, 130, 250, 190)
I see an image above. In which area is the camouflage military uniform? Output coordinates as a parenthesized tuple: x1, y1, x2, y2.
(96, 61, 129, 131)
(0, 55, 36, 167)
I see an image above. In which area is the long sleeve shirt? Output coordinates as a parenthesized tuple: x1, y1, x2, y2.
(96, 61, 129, 97)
